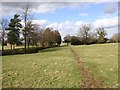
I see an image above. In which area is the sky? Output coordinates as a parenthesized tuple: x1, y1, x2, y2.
(0, 0, 119, 39)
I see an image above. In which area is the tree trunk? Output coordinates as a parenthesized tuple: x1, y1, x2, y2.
(11, 44, 12, 50)
(13, 44, 15, 50)
(32, 42, 34, 47)
(27, 37, 30, 50)
(36, 44, 37, 47)
(2, 37, 4, 51)
(24, 15, 27, 54)
(24, 32, 27, 54)
(2, 30, 5, 51)
(27, 42, 29, 50)
(13, 44, 15, 54)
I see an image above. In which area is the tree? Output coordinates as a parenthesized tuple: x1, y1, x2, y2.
(78, 24, 92, 45)
(37, 30, 46, 47)
(63, 34, 71, 46)
(24, 22, 41, 48)
(22, 3, 32, 53)
(30, 23, 40, 47)
(25, 21, 33, 49)
(88, 32, 98, 44)
(96, 27, 107, 43)
(7, 14, 22, 50)
(53, 30, 61, 46)
(44, 28, 54, 47)
(39, 28, 62, 47)
(111, 33, 120, 43)
(0, 19, 8, 51)
(71, 36, 81, 45)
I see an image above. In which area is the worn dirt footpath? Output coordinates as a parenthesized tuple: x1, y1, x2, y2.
(69, 46, 105, 88)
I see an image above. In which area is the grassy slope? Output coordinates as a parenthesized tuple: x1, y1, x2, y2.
(2, 47, 81, 88)
(72, 43, 118, 88)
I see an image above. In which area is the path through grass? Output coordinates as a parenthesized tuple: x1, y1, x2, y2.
(72, 43, 118, 88)
(69, 46, 104, 88)
(2, 43, 118, 88)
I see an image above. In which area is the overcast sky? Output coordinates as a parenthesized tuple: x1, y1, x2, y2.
(0, 0, 119, 39)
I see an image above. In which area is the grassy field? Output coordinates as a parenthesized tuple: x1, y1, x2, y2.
(2, 47, 81, 88)
(2, 43, 118, 88)
(72, 43, 118, 88)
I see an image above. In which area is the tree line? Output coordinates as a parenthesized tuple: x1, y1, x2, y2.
(0, 14, 61, 52)
(0, 4, 61, 54)
(64, 24, 120, 45)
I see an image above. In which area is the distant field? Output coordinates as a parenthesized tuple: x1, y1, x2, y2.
(0, 45, 25, 50)
(72, 43, 118, 88)
(0, 42, 66, 50)
(2, 43, 118, 88)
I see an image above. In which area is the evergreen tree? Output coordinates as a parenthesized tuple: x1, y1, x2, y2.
(7, 14, 22, 50)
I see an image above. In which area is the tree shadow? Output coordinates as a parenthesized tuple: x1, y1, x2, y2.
(39, 47, 62, 53)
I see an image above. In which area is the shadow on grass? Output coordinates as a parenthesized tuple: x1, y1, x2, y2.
(39, 47, 62, 53)
(1, 45, 68, 56)
(39, 44, 68, 53)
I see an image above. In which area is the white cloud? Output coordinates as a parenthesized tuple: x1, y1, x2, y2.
(1, 2, 89, 15)
(106, 27, 118, 38)
(45, 20, 87, 38)
(34, 17, 118, 38)
(32, 3, 64, 13)
(33, 20, 49, 25)
(93, 16, 118, 38)
(94, 16, 118, 28)
(75, 21, 83, 26)
(32, 19, 50, 29)
(1, 2, 118, 16)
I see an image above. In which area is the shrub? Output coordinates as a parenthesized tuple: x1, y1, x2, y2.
(1, 47, 47, 56)
(71, 36, 81, 45)
(97, 38, 108, 44)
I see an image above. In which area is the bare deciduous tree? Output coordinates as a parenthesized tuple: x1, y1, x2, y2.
(78, 24, 92, 44)
(26, 21, 33, 49)
(0, 19, 8, 51)
(21, 3, 32, 53)
(96, 27, 107, 43)
(63, 34, 71, 46)
(111, 33, 120, 43)
(30, 23, 40, 47)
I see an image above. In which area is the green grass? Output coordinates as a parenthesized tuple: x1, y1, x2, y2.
(72, 43, 118, 88)
(2, 47, 81, 88)
(2, 43, 118, 88)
